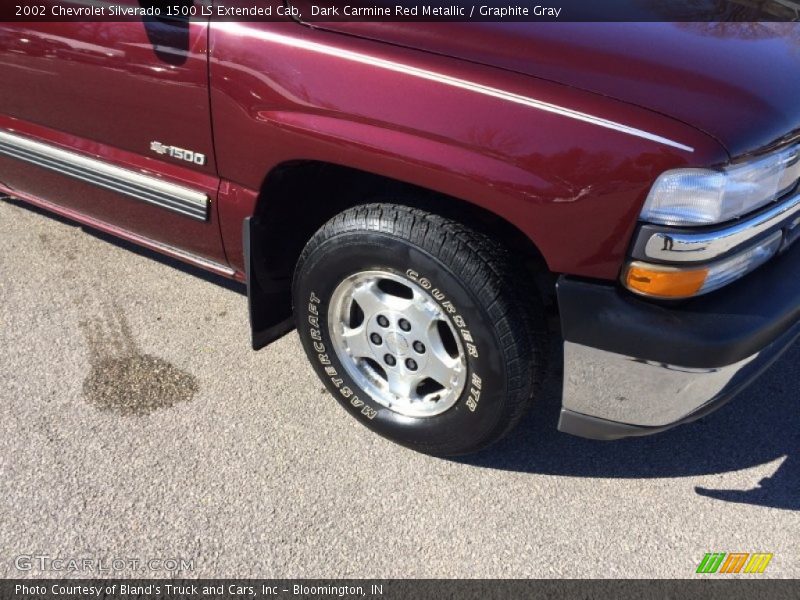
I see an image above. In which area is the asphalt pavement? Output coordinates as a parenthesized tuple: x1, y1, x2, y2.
(1, 196, 798, 578)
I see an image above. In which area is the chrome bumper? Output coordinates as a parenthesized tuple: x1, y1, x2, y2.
(556, 244, 800, 440)
(559, 323, 800, 440)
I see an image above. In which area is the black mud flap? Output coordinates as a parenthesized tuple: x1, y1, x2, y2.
(244, 217, 294, 350)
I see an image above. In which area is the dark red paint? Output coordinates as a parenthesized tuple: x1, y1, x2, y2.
(307, 22, 800, 157)
(2, 19, 793, 283)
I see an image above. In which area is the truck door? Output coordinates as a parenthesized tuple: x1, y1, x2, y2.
(0, 1, 226, 266)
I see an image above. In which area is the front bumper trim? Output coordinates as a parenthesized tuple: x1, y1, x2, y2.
(635, 188, 800, 263)
(556, 241, 800, 440)
(558, 318, 800, 439)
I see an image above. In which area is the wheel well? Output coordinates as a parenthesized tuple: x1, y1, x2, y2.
(251, 160, 557, 309)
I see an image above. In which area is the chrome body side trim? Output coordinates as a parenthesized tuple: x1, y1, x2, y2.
(0, 130, 209, 221)
(561, 319, 800, 432)
(638, 189, 800, 263)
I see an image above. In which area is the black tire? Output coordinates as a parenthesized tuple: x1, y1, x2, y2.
(293, 203, 546, 456)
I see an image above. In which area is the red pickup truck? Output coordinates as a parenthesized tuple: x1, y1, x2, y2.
(1, 15, 799, 455)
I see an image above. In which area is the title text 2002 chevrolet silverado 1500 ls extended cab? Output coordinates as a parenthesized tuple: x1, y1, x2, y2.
(1, 11, 799, 455)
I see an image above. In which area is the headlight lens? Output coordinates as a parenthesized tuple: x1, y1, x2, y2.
(624, 231, 783, 299)
(641, 143, 800, 226)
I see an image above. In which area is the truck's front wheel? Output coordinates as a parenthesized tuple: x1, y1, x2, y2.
(293, 204, 546, 456)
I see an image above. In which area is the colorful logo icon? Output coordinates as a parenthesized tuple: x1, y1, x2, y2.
(696, 552, 773, 574)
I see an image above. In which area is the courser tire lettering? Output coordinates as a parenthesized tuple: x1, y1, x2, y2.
(292, 203, 547, 456)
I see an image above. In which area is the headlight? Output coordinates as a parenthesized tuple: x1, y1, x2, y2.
(641, 143, 800, 226)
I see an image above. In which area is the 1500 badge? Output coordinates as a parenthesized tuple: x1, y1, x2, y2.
(150, 141, 207, 166)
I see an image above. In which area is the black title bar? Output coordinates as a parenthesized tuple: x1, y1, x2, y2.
(4, 579, 800, 600)
(3, 0, 800, 22)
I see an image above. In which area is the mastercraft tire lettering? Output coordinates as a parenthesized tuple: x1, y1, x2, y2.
(293, 204, 546, 455)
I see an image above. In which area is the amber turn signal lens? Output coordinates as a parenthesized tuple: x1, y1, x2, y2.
(624, 262, 708, 299)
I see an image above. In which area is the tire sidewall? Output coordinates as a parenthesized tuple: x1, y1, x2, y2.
(294, 230, 511, 454)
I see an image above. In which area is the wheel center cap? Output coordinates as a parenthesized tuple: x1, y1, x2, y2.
(385, 332, 409, 356)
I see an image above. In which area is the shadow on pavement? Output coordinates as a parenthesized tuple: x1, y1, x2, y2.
(694, 456, 798, 511)
(6, 198, 246, 295)
(8, 197, 797, 510)
(459, 341, 799, 512)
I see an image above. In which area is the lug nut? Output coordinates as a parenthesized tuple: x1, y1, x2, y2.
(384, 354, 397, 367)
(377, 315, 390, 328)
(370, 333, 382, 345)
(413, 341, 426, 354)
(406, 358, 418, 371)
(398, 318, 411, 332)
